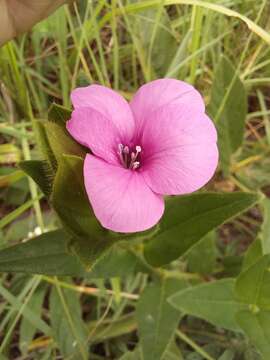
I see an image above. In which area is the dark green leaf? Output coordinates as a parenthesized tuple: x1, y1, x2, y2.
(144, 192, 260, 267)
(52, 155, 99, 238)
(169, 279, 248, 331)
(222, 255, 243, 277)
(48, 103, 72, 126)
(88, 246, 148, 279)
(236, 310, 270, 360)
(208, 56, 247, 174)
(34, 120, 57, 171)
(19, 160, 53, 197)
(44, 121, 87, 162)
(136, 278, 187, 360)
(0, 229, 83, 276)
(52, 154, 115, 267)
(235, 255, 270, 309)
(0, 230, 147, 278)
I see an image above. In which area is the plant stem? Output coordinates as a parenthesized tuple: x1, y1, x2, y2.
(176, 329, 215, 360)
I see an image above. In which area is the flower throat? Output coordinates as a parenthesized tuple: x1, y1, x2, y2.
(118, 144, 142, 170)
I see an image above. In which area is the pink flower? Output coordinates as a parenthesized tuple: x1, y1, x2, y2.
(67, 79, 218, 233)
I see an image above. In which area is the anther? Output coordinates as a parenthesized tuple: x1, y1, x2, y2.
(123, 146, 129, 154)
(132, 161, 140, 169)
(117, 143, 142, 170)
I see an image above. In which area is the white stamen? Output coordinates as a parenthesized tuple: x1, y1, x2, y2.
(118, 143, 126, 167)
(118, 143, 124, 152)
(136, 145, 142, 153)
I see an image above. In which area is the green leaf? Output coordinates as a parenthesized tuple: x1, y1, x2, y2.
(144, 192, 260, 267)
(119, 342, 183, 360)
(222, 255, 243, 277)
(165, 340, 184, 360)
(0, 229, 83, 276)
(235, 255, 270, 309)
(0, 230, 147, 278)
(52, 154, 115, 267)
(119, 348, 142, 360)
(185, 232, 216, 274)
(34, 120, 57, 172)
(48, 103, 72, 126)
(242, 238, 263, 271)
(88, 246, 148, 279)
(208, 56, 247, 174)
(44, 121, 87, 162)
(52, 155, 99, 238)
(19, 160, 53, 197)
(218, 349, 235, 360)
(261, 198, 270, 254)
(50, 285, 88, 359)
(236, 310, 270, 360)
(136, 278, 187, 360)
(169, 279, 247, 331)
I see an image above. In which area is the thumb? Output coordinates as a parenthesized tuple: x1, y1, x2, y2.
(0, 0, 68, 46)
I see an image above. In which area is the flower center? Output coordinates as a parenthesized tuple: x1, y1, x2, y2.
(118, 143, 142, 170)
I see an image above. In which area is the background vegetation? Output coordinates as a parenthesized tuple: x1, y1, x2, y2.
(0, 0, 270, 359)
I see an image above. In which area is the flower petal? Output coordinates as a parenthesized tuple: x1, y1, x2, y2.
(130, 78, 205, 132)
(71, 84, 135, 140)
(67, 107, 120, 165)
(84, 154, 164, 233)
(141, 105, 218, 195)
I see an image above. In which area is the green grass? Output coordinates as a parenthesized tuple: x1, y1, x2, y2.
(0, 0, 270, 359)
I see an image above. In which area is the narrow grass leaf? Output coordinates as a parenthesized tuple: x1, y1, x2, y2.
(19, 285, 46, 354)
(208, 56, 247, 174)
(50, 285, 88, 360)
